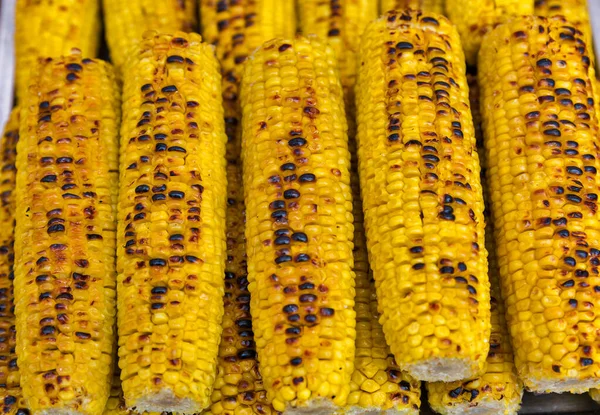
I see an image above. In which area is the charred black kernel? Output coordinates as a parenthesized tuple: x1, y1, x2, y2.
(299, 282, 315, 290)
(39, 101, 50, 109)
(36, 275, 49, 283)
(388, 133, 400, 142)
(305, 314, 317, 323)
(41, 326, 56, 335)
(274, 236, 290, 245)
(565, 257, 576, 267)
(449, 387, 463, 398)
(154, 143, 167, 152)
(567, 166, 583, 175)
(455, 276, 467, 284)
(271, 210, 287, 220)
(141, 83, 152, 92)
(149, 258, 167, 267)
(554, 217, 567, 226)
(544, 129, 561, 137)
(168, 146, 186, 153)
(152, 194, 166, 202)
(275, 255, 292, 264)
(161, 85, 177, 93)
(587, 194, 598, 201)
(47, 224, 65, 234)
(555, 88, 571, 96)
(300, 294, 317, 303)
(286, 327, 301, 335)
(396, 41, 413, 49)
(539, 96, 555, 103)
(185, 255, 200, 263)
(275, 229, 290, 236)
(135, 185, 150, 194)
(585, 166, 597, 174)
(544, 121, 560, 128)
(413, 263, 425, 270)
(292, 232, 308, 243)
(87, 234, 103, 240)
(66, 73, 78, 81)
(127, 163, 137, 170)
(39, 292, 52, 300)
(151, 302, 165, 309)
(320, 308, 334, 317)
(281, 163, 296, 171)
(409, 246, 423, 254)
(562, 279, 575, 288)
(168, 191, 185, 199)
(41, 174, 57, 183)
(236, 319, 252, 329)
(567, 195, 582, 203)
(278, 44, 292, 52)
(295, 254, 310, 262)
(151, 287, 168, 295)
(458, 262, 467, 272)
(284, 174, 296, 182)
(467, 285, 477, 295)
(299, 174, 316, 183)
(154, 133, 167, 141)
(557, 230, 570, 238)
(270, 200, 286, 210)
(560, 99, 573, 106)
(526, 111, 540, 119)
(581, 358, 594, 366)
(290, 357, 302, 366)
(283, 304, 298, 314)
(569, 299, 578, 308)
(283, 189, 300, 199)
(565, 149, 578, 156)
(440, 266, 454, 274)
(576, 270, 589, 278)
(423, 154, 440, 162)
(453, 129, 464, 138)
(167, 55, 184, 64)
(288, 138, 306, 147)
(520, 85, 535, 93)
(569, 212, 583, 219)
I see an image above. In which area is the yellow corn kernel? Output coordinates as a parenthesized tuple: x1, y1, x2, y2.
(200, 0, 296, 162)
(117, 31, 227, 413)
(479, 15, 600, 393)
(240, 36, 355, 413)
(15, 54, 120, 415)
(445, 0, 534, 65)
(535, 0, 592, 44)
(381, 0, 445, 15)
(103, 0, 196, 73)
(15, 0, 100, 102)
(356, 10, 490, 382)
(206, 162, 279, 415)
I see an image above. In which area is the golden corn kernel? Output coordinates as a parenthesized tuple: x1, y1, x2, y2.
(240, 36, 355, 413)
(117, 32, 227, 412)
(479, 15, 600, 393)
(356, 10, 490, 382)
(381, 0, 445, 15)
(15, 53, 120, 415)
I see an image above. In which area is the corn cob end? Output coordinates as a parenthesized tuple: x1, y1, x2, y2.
(403, 358, 483, 383)
(428, 398, 520, 415)
(129, 389, 198, 413)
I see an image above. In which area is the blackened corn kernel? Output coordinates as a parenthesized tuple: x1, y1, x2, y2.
(15, 53, 119, 415)
(200, 0, 296, 161)
(241, 37, 355, 413)
(117, 32, 227, 413)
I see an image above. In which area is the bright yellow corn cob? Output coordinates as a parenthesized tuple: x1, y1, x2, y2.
(479, 15, 600, 393)
(117, 31, 227, 413)
(356, 10, 490, 382)
(346, 172, 421, 414)
(0, 109, 28, 415)
(427, 222, 523, 414)
(15, 0, 100, 102)
(241, 36, 355, 413)
(206, 162, 278, 415)
(535, 0, 593, 49)
(103, 0, 196, 73)
(445, 0, 534, 65)
(200, 0, 296, 162)
(14, 53, 119, 415)
(381, 0, 445, 14)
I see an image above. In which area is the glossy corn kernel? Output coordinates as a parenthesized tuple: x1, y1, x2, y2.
(103, 0, 196, 72)
(356, 10, 490, 383)
(117, 31, 227, 413)
(479, 15, 600, 393)
(200, 0, 296, 162)
(445, 0, 533, 65)
(346, 171, 421, 415)
(427, 220, 523, 415)
(380, 0, 445, 14)
(241, 36, 356, 413)
(14, 53, 119, 415)
(534, 0, 593, 50)
(206, 162, 278, 415)
(15, 0, 100, 101)
(0, 109, 27, 415)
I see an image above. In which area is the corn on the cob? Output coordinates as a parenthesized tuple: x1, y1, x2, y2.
(15, 0, 100, 102)
(380, 0, 445, 15)
(103, 0, 196, 73)
(199, 0, 296, 162)
(0, 109, 27, 415)
(206, 162, 277, 415)
(346, 172, 421, 414)
(534, 1, 593, 50)
(14, 53, 119, 415)
(356, 9, 490, 382)
(241, 36, 355, 413)
(479, 14, 600, 393)
(117, 31, 227, 413)
(444, 0, 533, 65)
(427, 222, 523, 414)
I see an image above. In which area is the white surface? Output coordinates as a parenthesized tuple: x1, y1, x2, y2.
(0, 0, 15, 132)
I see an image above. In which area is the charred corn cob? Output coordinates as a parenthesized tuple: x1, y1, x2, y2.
(380, 0, 445, 15)
(103, 0, 196, 72)
(15, 0, 100, 102)
(356, 10, 490, 382)
(535, 1, 593, 50)
(479, 15, 600, 393)
(347, 172, 421, 414)
(445, 0, 533, 65)
(241, 36, 355, 413)
(14, 53, 119, 415)
(200, 0, 296, 162)
(427, 222, 523, 414)
(207, 162, 277, 415)
(117, 31, 227, 413)
(0, 109, 27, 415)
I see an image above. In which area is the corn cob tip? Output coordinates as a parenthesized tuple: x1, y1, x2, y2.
(403, 358, 483, 383)
(345, 405, 419, 415)
(428, 398, 521, 415)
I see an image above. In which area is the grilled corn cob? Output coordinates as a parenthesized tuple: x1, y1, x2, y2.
(427, 222, 523, 414)
(479, 15, 600, 393)
(0, 109, 27, 415)
(356, 10, 490, 382)
(14, 53, 119, 415)
(117, 31, 227, 412)
(103, 0, 196, 72)
(445, 0, 534, 65)
(347, 172, 421, 414)
(206, 162, 277, 415)
(380, 0, 445, 14)
(534, 1, 593, 50)
(241, 36, 355, 413)
(15, 0, 100, 101)
(199, 0, 296, 162)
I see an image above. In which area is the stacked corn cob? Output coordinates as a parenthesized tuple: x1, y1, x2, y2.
(0, 109, 27, 415)
(116, 31, 227, 413)
(15, 0, 100, 101)
(241, 37, 356, 413)
(103, 0, 197, 72)
(445, 0, 534, 65)
(479, 15, 600, 393)
(356, 9, 490, 383)
(14, 53, 119, 414)
(534, 0, 593, 55)
(381, 0, 445, 14)
(200, 0, 296, 161)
